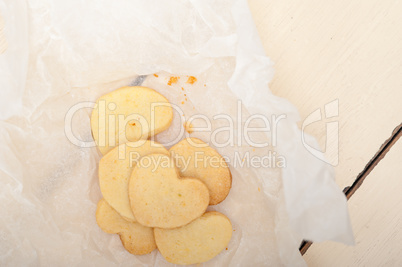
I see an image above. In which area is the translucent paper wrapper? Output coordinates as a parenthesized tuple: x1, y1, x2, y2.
(0, 0, 353, 266)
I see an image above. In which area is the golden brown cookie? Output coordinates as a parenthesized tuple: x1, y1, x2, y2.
(91, 86, 173, 155)
(95, 199, 156, 255)
(169, 138, 232, 205)
(129, 153, 209, 229)
(99, 140, 169, 222)
(154, 211, 233, 265)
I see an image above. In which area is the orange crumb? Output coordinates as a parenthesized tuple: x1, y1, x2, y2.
(168, 76, 179, 86)
(204, 84, 206, 87)
(186, 76, 197, 84)
(252, 148, 255, 152)
(258, 187, 261, 192)
(181, 101, 184, 104)
(153, 74, 158, 77)
(185, 98, 187, 101)
(183, 121, 194, 134)
(181, 87, 184, 91)
(225, 248, 228, 250)
(184, 94, 186, 96)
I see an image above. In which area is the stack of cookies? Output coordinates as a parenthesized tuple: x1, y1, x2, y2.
(91, 86, 233, 265)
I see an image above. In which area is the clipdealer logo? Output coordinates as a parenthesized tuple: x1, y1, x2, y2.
(64, 99, 339, 167)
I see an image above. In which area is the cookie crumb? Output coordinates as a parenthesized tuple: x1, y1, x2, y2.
(226, 248, 228, 250)
(181, 87, 184, 91)
(258, 187, 261, 192)
(168, 76, 179, 86)
(186, 76, 197, 84)
(181, 101, 184, 104)
(153, 74, 159, 77)
(184, 121, 194, 133)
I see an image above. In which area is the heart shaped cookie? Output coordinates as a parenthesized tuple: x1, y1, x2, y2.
(99, 140, 169, 222)
(154, 211, 233, 265)
(91, 86, 173, 155)
(169, 138, 232, 205)
(128, 153, 209, 228)
(96, 199, 156, 255)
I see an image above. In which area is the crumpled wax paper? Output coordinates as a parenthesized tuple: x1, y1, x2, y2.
(0, 0, 354, 266)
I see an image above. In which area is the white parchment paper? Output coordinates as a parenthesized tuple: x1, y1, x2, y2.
(0, 0, 353, 266)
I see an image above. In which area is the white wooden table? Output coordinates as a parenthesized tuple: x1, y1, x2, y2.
(249, 0, 402, 265)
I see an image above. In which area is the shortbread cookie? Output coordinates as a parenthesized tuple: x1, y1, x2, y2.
(129, 153, 209, 229)
(99, 140, 169, 222)
(169, 138, 231, 205)
(96, 199, 156, 255)
(91, 86, 173, 155)
(154, 211, 232, 265)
